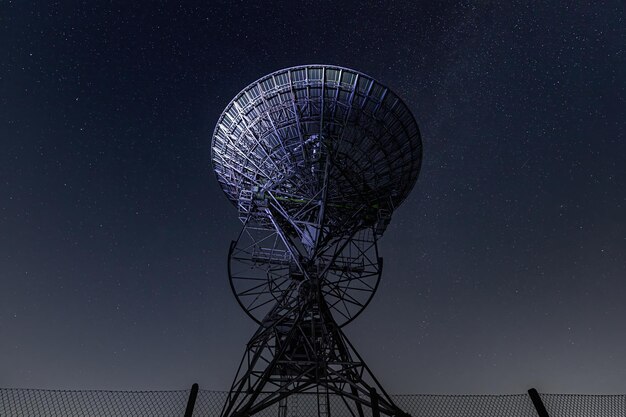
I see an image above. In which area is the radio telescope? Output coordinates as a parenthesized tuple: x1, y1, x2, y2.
(212, 65, 422, 417)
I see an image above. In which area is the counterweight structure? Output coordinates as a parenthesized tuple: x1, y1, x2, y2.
(211, 65, 422, 417)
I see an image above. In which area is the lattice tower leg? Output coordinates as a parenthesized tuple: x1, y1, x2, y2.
(220, 285, 408, 417)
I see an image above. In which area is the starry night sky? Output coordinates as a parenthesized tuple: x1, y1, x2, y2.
(1, 1, 625, 394)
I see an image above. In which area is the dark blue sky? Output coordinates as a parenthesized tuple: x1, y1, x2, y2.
(1, 1, 624, 394)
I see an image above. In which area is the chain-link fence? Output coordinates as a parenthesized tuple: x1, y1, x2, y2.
(539, 393, 626, 417)
(1, 387, 624, 416)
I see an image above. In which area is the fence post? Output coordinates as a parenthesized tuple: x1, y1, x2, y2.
(184, 383, 199, 417)
(528, 388, 550, 417)
(370, 387, 381, 417)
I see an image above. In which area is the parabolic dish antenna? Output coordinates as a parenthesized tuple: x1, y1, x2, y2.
(212, 64, 421, 417)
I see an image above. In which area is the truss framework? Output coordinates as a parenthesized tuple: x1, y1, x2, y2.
(222, 210, 408, 417)
(221, 270, 407, 417)
(228, 213, 383, 327)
